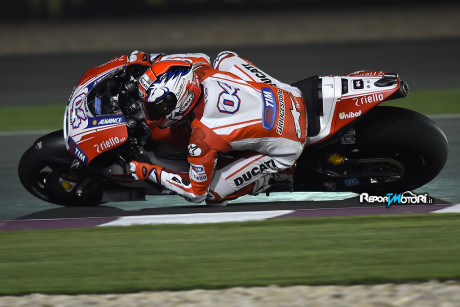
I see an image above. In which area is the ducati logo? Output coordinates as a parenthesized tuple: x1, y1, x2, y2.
(233, 159, 276, 187)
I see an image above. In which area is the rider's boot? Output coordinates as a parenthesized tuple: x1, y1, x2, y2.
(251, 166, 296, 196)
(205, 184, 255, 206)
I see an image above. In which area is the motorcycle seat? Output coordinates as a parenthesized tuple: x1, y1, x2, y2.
(291, 76, 322, 137)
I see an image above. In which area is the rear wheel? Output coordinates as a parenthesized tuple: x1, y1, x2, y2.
(295, 106, 448, 193)
(349, 106, 448, 193)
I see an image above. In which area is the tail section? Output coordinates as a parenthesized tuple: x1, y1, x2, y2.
(293, 71, 407, 145)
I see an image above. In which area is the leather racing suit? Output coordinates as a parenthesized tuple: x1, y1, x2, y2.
(131, 51, 308, 205)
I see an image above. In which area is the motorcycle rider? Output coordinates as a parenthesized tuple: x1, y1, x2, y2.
(128, 50, 307, 205)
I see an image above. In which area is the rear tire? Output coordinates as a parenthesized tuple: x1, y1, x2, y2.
(350, 106, 448, 193)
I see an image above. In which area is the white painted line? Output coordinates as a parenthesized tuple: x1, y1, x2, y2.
(432, 204, 460, 214)
(99, 210, 293, 227)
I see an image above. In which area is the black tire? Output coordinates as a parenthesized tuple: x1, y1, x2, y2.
(18, 143, 104, 207)
(350, 106, 448, 193)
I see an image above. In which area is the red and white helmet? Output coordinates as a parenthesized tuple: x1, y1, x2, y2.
(138, 60, 201, 128)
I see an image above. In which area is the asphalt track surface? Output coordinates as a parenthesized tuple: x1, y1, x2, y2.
(1, 38, 460, 226)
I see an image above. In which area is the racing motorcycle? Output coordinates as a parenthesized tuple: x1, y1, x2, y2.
(18, 56, 449, 206)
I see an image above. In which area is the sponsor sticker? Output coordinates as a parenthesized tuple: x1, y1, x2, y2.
(241, 63, 276, 86)
(353, 79, 364, 89)
(68, 138, 88, 164)
(289, 95, 302, 139)
(233, 159, 276, 187)
(93, 136, 126, 153)
(339, 110, 362, 120)
(181, 92, 195, 111)
(261, 87, 277, 130)
(276, 89, 285, 135)
(350, 71, 384, 77)
(353, 93, 384, 107)
(188, 144, 202, 157)
(139, 75, 152, 90)
(190, 164, 207, 182)
(98, 117, 124, 125)
(87, 116, 125, 128)
(344, 177, 359, 187)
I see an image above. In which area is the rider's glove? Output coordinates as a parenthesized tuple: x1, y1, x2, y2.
(128, 50, 163, 66)
(129, 161, 163, 184)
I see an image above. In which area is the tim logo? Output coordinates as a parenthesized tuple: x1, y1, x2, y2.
(261, 87, 277, 130)
(68, 138, 87, 164)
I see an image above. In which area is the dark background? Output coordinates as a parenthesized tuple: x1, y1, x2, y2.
(3, 0, 459, 20)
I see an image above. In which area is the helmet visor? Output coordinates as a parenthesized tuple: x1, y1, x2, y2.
(144, 93, 177, 122)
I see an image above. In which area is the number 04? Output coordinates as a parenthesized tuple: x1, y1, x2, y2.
(217, 82, 241, 114)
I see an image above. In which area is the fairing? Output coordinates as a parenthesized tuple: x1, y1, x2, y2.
(64, 56, 129, 165)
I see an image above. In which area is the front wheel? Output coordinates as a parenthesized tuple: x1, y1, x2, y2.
(18, 132, 105, 206)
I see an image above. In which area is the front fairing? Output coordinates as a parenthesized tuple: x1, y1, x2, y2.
(64, 56, 129, 165)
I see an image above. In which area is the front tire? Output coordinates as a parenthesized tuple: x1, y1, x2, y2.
(18, 133, 104, 206)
